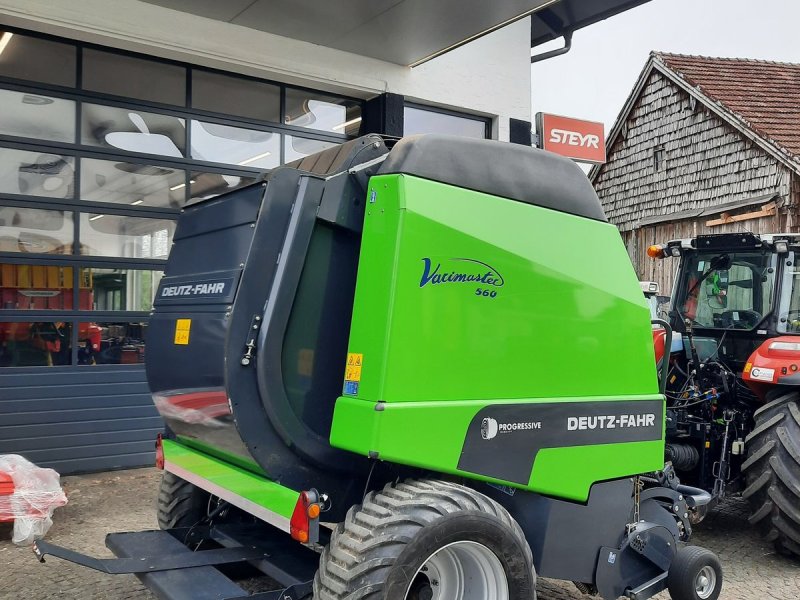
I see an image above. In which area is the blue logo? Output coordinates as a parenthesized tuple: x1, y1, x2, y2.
(419, 258, 504, 289)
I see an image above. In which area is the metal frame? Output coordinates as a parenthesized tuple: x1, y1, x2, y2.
(0, 24, 366, 371)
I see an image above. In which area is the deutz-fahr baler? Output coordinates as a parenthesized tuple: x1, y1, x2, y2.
(34, 135, 722, 600)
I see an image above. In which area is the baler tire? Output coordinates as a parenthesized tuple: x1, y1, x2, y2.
(312, 478, 536, 600)
(666, 546, 722, 600)
(742, 389, 800, 558)
(156, 471, 210, 530)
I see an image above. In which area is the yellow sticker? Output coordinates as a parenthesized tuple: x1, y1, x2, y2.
(174, 319, 191, 345)
(345, 353, 363, 381)
(345, 365, 362, 382)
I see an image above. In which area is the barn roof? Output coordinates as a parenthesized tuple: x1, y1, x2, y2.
(591, 52, 800, 182)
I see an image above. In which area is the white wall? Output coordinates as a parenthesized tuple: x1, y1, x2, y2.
(0, 0, 532, 141)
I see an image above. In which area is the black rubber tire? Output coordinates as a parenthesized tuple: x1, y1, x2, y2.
(313, 479, 536, 600)
(666, 546, 722, 600)
(741, 389, 800, 557)
(156, 471, 210, 530)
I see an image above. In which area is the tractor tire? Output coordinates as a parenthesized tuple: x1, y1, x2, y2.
(742, 389, 800, 557)
(666, 546, 722, 600)
(313, 479, 536, 600)
(156, 471, 209, 530)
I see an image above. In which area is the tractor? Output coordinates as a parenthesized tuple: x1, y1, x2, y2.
(33, 135, 723, 600)
(649, 232, 800, 557)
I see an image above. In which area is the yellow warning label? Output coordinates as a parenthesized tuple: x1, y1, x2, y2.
(345, 365, 362, 382)
(174, 319, 191, 345)
(345, 353, 363, 381)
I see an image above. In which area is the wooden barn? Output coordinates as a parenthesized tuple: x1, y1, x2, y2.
(591, 52, 800, 293)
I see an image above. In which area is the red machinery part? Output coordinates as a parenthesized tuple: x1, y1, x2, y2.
(743, 335, 800, 399)
(0, 471, 15, 522)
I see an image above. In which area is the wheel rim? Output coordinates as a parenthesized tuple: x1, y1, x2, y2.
(404, 541, 509, 600)
(695, 565, 717, 599)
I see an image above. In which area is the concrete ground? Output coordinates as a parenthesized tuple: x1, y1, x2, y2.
(1, 468, 798, 599)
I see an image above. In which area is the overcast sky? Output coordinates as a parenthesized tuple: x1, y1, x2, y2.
(530, 0, 800, 133)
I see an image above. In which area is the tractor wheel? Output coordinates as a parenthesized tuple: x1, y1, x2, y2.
(157, 471, 209, 529)
(666, 546, 722, 600)
(742, 389, 800, 557)
(313, 479, 535, 600)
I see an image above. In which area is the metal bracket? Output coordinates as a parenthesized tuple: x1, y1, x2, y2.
(229, 581, 312, 600)
(241, 314, 262, 366)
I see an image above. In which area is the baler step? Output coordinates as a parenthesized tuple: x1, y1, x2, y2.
(105, 530, 248, 600)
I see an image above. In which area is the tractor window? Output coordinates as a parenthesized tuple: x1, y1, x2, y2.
(677, 251, 775, 330)
(779, 258, 800, 333)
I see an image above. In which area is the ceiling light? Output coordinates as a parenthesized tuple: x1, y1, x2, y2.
(238, 151, 271, 166)
(130, 199, 144, 206)
(0, 33, 13, 57)
(170, 183, 185, 191)
(89, 214, 105, 221)
(332, 116, 362, 132)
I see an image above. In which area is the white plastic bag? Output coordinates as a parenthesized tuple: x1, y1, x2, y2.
(0, 454, 68, 545)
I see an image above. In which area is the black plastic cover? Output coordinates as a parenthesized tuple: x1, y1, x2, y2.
(378, 134, 608, 222)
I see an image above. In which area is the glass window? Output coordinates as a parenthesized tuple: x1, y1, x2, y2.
(285, 89, 361, 136)
(404, 105, 488, 139)
(0, 321, 72, 367)
(191, 70, 280, 123)
(0, 147, 74, 198)
(676, 251, 775, 330)
(79, 213, 175, 259)
(0, 207, 73, 254)
(189, 171, 256, 203)
(0, 32, 76, 87)
(81, 103, 185, 157)
(1, 264, 74, 310)
(190, 121, 279, 168)
(82, 268, 163, 312)
(0, 89, 75, 143)
(80, 321, 147, 365)
(82, 48, 186, 106)
(81, 158, 186, 209)
(284, 136, 337, 164)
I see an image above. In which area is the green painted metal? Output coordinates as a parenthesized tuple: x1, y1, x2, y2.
(162, 438, 299, 519)
(330, 174, 664, 502)
(176, 435, 267, 476)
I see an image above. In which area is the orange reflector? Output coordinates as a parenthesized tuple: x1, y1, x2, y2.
(307, 503, 321, 519)
(155, 433, 165, 470)
(647, 245, 664, 259)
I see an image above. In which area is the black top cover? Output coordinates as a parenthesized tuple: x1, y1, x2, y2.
(378, 134, 608, 222)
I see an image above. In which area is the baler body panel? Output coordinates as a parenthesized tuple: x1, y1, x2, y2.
(330, 173, 664, 501)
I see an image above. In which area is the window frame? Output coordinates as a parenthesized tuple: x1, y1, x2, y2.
(403, 101, 491, 139)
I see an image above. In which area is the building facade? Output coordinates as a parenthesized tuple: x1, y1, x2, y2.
(0, 0, 651, 473)
(592, 53, 800, 294)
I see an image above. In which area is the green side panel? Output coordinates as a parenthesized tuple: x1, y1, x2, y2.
(163, 439, 299, 519)
(331, 174, 664, 502)
(330, 395, 664, 502)
(176, 435, 267, 477)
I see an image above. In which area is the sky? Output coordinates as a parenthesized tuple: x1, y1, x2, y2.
(530, 0, 800, 133)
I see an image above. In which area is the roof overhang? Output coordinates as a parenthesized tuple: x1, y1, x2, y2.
(530, 0, 652, 47)
(142, 0, 651, 66)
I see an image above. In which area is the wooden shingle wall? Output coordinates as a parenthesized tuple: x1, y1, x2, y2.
(594, 69, 795, 294)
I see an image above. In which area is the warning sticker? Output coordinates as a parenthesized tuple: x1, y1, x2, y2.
(174, 319, 191, 345)
(344, 353, 363, 394)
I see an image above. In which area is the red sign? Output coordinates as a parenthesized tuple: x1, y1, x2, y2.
(535, 113, 606, 164)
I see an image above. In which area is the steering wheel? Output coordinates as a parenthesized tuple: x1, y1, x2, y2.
(719, 309, 762, 328)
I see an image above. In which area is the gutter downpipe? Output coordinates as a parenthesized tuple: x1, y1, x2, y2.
(530, 30, 573, 63)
